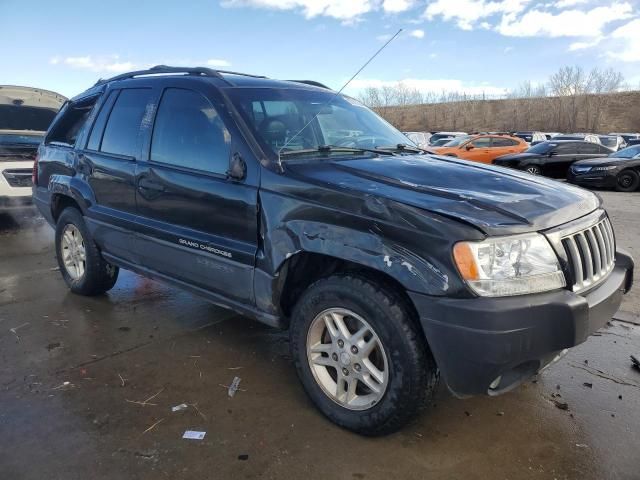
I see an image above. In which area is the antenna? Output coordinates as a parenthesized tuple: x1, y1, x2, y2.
(277, 28, 404, 161)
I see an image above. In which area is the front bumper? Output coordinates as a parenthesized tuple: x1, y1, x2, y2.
(567, 170, 618, 189)
(409, 249, 634, 397)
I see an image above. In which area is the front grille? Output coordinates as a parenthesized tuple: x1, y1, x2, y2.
(2, 169, 33, 187)
(561, 217, 615, 292)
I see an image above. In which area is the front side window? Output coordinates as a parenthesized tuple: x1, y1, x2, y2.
(151, 88, 231, 174)
(228, 88, 410, 159)
(101, 89, 152, 158)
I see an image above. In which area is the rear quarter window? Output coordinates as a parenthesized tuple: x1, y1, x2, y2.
(46, 96, 98, 147)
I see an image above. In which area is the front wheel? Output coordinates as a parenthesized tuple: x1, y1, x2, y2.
(290, 274, 438, 435)
(55, 207, 119, 295)
(615, 169, 639, 192)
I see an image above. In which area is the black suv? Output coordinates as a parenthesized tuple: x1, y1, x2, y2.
(34, 66, 634, 435)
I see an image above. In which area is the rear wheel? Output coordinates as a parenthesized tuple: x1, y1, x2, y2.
(615, 169, 639, 192)
(290, 274, 438, 435)
(525, 165, 542, 175)
(55, 207, 119, 295)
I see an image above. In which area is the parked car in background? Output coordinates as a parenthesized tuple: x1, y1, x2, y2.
(32, 65, 634, 435)
(430, 138, 455, 147)
(543, 132, 562, 140)
(514, 131, 547, 145)
(554, 133, 601, 144)
(493, 140, 613, 177)
(609, 133, 640, 146)
(433, 134, 528, 164)
(598, 135, 625, 151)
(403, 131, 431, 149)
(428, 131, 466, 146)
(0, 85, 66, 211)
(568, 145, 640, 192)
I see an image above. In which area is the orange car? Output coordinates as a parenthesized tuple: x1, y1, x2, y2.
(432, 134, 528, 164)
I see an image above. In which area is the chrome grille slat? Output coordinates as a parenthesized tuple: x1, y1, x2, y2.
(561, 217, 615, 293)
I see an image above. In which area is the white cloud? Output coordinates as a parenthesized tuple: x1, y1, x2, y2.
(382, 0, 414, 13)
(568, 36, 602, 51)
(377, 33, 393, 41)
(555, 0, 587, 7)
(50, 55, 136, 73)
(220, 0, 377, 22)
(349, 78, 508, 96)
(424, 0, 532, 31)
(496, 2, 633, 37)
(206, 58, 232, 67)
(607, 19, 640, 62)
(503, 46, 514, 53)
(409, 29, 425, 38)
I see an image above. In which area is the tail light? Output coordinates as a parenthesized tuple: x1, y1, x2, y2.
(32, 152, 39, 185)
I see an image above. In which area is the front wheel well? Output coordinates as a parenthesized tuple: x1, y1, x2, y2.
(51, 194, 81, 222)
(278, 252, 420, 328)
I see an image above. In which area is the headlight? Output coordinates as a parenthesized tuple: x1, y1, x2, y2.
(591, 165, 617, 171)
(453, 233, 565, 297)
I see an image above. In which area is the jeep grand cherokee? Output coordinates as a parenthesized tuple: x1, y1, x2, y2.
(33, 66, 634, 435)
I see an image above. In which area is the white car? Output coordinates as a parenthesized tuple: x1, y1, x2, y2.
(0, 86, 65, 211)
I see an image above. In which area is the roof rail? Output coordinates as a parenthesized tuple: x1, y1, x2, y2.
(94, 65, 267, 86)
(287, 80, 332, 89)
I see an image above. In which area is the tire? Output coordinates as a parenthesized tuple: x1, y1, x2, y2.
(290, 274, 439, 436)
(615, 169, 640, 192)
(525, 165, 542, 175)
(55, 207, 119, 295)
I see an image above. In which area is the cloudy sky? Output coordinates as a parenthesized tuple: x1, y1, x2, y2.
(2, 0, 639, 98)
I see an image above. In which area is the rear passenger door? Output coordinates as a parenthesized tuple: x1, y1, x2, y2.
(81, 87, 155, 263)
(491, 137, 521, 158)
(134, 84, 259, 304)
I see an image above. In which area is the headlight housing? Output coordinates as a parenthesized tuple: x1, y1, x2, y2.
(453, 233, 565, 297)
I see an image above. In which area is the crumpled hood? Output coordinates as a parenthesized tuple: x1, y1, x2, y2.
(286, 154, 600, 235)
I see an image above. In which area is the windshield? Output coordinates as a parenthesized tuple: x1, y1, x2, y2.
(442, 135, 471, 147)
(0, 133, 44, 145)
(227, 88, 410, 159)
(611, 145, 640, 158)
(526, 142, 555, 154)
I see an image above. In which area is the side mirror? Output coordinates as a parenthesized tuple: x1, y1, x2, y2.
(465, 144, 474, 151)
(227, 153, 247, 181)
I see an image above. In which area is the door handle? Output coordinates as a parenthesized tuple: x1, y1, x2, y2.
(137, 177, 165, 199)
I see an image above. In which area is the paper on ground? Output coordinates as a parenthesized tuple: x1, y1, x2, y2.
(183, 430, 206, 440)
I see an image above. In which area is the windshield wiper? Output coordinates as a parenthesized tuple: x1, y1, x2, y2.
(280, 145, 395, 159)
(375, 143, 429, 154)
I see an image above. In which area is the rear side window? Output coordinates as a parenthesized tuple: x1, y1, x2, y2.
(554, 143, 578, 154)
(101, 89, 152, 158)
(46, 96, 98, 147)
(579, 143, 600, 154)
(493, 137, 519, 147)
(150, 88, 231, 174)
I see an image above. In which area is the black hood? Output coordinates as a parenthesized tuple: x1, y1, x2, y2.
(574, 156, 631, 166)
(286, 154, 600, 235)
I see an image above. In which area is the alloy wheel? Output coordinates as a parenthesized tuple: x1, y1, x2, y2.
(306, 308, 389, 410)
(61, 224, 86, 280)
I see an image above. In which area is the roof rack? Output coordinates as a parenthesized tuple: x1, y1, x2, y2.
(287, 80, 332, 89)
(94, 65, 267, 86)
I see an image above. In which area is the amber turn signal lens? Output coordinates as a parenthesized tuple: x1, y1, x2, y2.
(453, 242, 479, 281)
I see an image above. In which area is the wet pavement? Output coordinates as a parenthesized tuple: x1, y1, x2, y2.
(1, 192, 639, 480)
